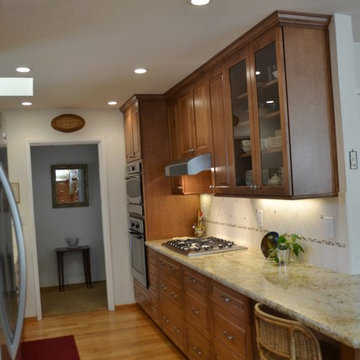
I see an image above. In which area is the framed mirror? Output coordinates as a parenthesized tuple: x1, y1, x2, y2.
(51, 164, 89, 208)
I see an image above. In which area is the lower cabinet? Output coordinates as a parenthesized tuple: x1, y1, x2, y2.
(135, 249, 255, 360)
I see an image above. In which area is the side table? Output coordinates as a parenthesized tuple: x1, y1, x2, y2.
(55, 246, 92, 291)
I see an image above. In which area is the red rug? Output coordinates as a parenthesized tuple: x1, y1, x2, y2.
(21, 335, 80, 360)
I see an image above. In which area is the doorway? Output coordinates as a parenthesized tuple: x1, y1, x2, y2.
(31, 144, 107, 316)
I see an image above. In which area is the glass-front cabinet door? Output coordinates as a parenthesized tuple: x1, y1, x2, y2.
(227, 51, 255, 193)
(250, 29, 288, 196)
(225, 28, 289, 196)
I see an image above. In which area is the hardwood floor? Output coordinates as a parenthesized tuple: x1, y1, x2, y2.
(23, 305, 187, 360)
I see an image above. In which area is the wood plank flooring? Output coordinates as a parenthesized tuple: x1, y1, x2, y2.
(23, 305, 187, 360)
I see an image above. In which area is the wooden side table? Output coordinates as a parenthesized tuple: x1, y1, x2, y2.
(55, 246, 92, 291)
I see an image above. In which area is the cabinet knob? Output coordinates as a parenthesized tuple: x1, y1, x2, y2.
(223, 331, 235, 342)
(191, 307, 200, 315)
(193, 346, 203, 355)
(209, 185, 214, 189)
(220, 295, 231, 303)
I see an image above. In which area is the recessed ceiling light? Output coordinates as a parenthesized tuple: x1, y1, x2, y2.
(16, 66, 31, 73)
(21, 101, 32, 106)
(189, 0, 210, 6)
(108, 101, 118, 105)
(134, 68, 147, 74)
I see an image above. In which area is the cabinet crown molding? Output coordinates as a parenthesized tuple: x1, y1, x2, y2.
(165, 10, 331, 98)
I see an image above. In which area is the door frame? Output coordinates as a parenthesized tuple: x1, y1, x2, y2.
(26, 138, 115, 320)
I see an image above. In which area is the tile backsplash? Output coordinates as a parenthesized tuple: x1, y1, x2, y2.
(201, 194, 350, 273)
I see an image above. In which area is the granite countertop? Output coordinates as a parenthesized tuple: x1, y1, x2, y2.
(146, 240, 360, 349)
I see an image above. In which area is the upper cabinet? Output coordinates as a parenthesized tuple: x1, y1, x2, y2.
(167, 11, 338, 199)
(170, 79, 213, 161)
(123, 101, 141, 163)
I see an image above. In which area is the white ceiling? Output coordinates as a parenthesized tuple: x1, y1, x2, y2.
(0, 0, 359, 110)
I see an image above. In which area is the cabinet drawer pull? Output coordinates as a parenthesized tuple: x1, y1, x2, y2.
(189, 277, 198, 283)
(175, 185, 183, 189)
(223, 331, 234, 341)
(162, 316, 169, 323)
(192, 346, 203, 355)
(151, 306, 157, 312)
(170, 292, 178, 299)
(173, 326, 180, 334)
(170, 266, 176, 272)
(160, 284, 167, 290)
(220, 295, 231, 303)
(191, 307, 200, 315)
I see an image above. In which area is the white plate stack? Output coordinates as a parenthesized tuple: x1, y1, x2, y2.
(245, 170, 253, 186)
(241, 139, 251, 153)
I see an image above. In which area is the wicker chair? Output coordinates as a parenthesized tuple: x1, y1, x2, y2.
(254, 303, 322, 360)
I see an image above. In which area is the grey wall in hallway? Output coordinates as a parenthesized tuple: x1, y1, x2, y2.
(31, 144, 105, 287)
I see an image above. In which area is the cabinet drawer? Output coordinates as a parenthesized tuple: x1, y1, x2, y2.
(211, 282, 249, 322)
(158, 255, 182, 279)
(148, 269, 158, 294)
(213, 311, 247, 358)
(147, 248, 158, 268)
(187, 327, 211, 360)
(183, 267, 208, 297)
(134, 280, 150, 313)
(161, 301, 186, 352)
(159, 277, 182, 309)
(185, 291, 209, 332)
(149, 298, 160, 323)
(214, 340, 243, 360)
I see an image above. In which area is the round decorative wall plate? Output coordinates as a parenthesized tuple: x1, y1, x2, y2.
(51, 114, 85, 133)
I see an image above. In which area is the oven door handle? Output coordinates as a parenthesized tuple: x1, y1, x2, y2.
(129, 231, 144, 239)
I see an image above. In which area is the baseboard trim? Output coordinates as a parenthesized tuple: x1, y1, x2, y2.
(115, 303, 137, 311)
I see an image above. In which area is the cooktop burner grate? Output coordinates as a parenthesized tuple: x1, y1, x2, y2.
(162, 237, 247, 256)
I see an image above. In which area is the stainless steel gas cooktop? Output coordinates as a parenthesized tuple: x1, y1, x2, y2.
(162, 237, 247, 256)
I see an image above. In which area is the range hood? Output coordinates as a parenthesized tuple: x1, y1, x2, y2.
(164, 153, 212, 176)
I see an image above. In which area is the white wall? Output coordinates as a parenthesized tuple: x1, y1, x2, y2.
(202, 195, 349, 273)
(1, 109, 133, 317)
(355, 42, 360, 91)
(31, 144, 105, 287)
(202, 14, 360, 275)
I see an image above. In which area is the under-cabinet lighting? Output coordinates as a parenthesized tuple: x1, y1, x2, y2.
(266, 100, 274, 104)
(16, 66, 31, 73)
(107, 101, 117, 105)
(134, 68, 147, 74)
(255, 71, 261, 75)
(21, 101, 32, 106)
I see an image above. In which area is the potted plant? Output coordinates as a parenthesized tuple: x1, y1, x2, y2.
(269, 233, 304, 265)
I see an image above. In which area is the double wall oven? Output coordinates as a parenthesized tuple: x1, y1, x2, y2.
(126, 161, 148, 287)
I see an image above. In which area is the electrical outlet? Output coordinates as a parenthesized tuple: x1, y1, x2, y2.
(256, 209, 264, 227)
(324, 216, 335, 240)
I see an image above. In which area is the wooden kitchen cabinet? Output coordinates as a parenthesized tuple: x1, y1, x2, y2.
(166, 11, 338, 199)
(168, 96, 213, 195)
(215, 20, 337, 198)
(144, 249, 255, 360)
(123, 101, 141, 162)
(210, 281, 253, 360)
(170, 79, 213, 161)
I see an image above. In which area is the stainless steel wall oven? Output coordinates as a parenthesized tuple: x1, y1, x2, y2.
(126, 161, 148, 287)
